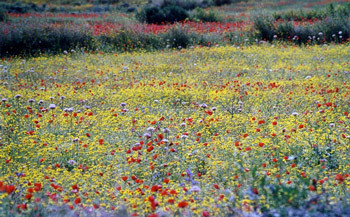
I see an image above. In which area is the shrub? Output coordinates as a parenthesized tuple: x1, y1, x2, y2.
(0, 23, 96, 56)
(273, 9, 327, 21)
(137, 5, 188, 24)
(0, 8, 8, 22)
(272, 3, 350, 21)
(316, 17, 349, 42)
(190, 7, 222, 22)
(100, 27, 163, 52)
(212, 0, 232, 6)
(136, 6, 165, 24)
(161, 0, 207, 10)
(253, 13, 350, 44)
(162, 5, 189, 23)
(253, 15, 276, 41)
(162, 26, 194, 48)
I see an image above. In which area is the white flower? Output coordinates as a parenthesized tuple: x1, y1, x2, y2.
(64, 107, 74, 112)
(181, 135, 188, 139)
(144, 133, 151, 138)
(292, 112, 298, 116)
(14, 94, 22, 99)
(180, 122, 186, 127)
(190, 185, 201, 192)
(49, 104, 56, 109)
(68, 160, 77, 165)
(339, 31, 342, 35)
(147, 127, 155, 132)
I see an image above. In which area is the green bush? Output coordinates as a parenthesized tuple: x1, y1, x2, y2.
(162, 5, 189, 23)
(253, 15, 276, 41)
(136, 6, 164, 24)
(0, 23, 96, 56)
(273, 9, 326, 21)
(0, 8, 8, 22)
(254, 14, 350, 44)
(99, 28, 163, 52)
(272, 3, 350, 21)
(162, 26, 193, 48)
(190, 7, 222, 22)
(136, 5, 188, 24)
(161, 0, 207, 10)
(212, 0, 232, 6)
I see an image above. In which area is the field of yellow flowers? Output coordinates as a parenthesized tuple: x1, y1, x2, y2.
(1, 44, 350, 216)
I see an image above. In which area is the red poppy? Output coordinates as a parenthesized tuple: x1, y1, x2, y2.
(6, 185, 15, 194)
(202, 211, 210, 217)
(335, 174, 345, 184)
(25, 193, 33, 200)
(178, 201, 189, 208)
(74, 197, 81, 204)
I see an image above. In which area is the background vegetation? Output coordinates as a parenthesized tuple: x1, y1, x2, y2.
(0, 0, 349, 55)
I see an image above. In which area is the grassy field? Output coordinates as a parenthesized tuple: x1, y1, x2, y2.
(1, 44, 350, 216)
(1, 0, 350, 216)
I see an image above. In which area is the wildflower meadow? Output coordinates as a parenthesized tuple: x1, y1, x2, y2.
(1, 0, 350, 216)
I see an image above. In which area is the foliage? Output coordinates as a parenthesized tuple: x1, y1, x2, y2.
(0, 23, 96, 56)
(0, 8, 8, 22)
(190, 7, 222, 22)
(253, 15, 275, 41)
(161, 0, 208, 10)
(212, 0, 232, 6)
(254, 14, 350, 44)
(136, 5, 189, 24)
(272, 3, 350, 21)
